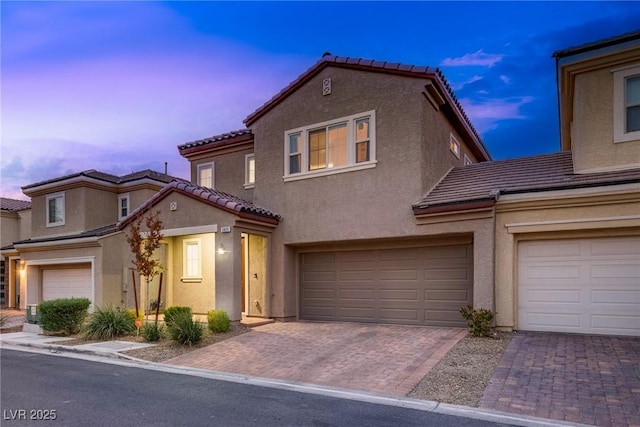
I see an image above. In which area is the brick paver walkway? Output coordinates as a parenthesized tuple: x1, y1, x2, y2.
(167, 321, 467, 395)
(480, 332, 640, 427)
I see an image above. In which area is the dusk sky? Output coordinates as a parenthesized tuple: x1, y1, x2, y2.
(2, 1, 640, 200)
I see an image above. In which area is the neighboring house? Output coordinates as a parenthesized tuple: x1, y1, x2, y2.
(415, 31, 640, 336)
(1, 170, 179, 311)
(0, 198, 31, 307)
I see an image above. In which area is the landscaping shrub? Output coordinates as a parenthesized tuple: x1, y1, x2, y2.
(140, 322, 164, 342)
(460, 304, 494, 337)
(163, 306, 192, 328)
(167, 310, 203, 345)
(39, 298, 91, 335)
(83, 306, 136, 339)
(207, 309, 230, 333)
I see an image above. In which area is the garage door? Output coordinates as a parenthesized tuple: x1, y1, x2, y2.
(300, 245, 473, 326)
(518, 237, 640, 336)
(43, 268, 92, 302)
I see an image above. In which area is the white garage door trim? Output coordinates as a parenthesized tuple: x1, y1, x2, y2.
(518, 237, 640, 336)
(25, 257, 95, 310)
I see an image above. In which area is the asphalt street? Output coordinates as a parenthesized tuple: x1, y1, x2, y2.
(0, 348, 515, 427)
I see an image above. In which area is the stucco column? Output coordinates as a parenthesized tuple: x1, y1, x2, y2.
(473, 227, 495, 311)
(214, 230, 242, 321)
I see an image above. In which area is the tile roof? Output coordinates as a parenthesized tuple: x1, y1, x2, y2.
(414, 151, 640, 213)
(553, 30, 640, 59)
(10, 223, 118, 248)
(178, 129, 253, 153)
(0, 197, 32, 212)
(119, 181, 281, 228)
(22, 169, 181, 191)
(242, 54, 489, 161)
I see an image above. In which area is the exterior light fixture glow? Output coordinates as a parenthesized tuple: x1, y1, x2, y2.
(217, 244, 225, 255)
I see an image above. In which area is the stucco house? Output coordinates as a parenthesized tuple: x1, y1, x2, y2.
(415, 31, 640, 336)
(0, 197, 31, 307)
(1, 170, 178, 311)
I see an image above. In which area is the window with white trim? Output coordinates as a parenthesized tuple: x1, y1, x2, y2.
(284, 111, 376, 180)
(449, 134, 461, 158)
(46, 192, 65, 227)
(464, 154, 472, 165)
(118, 193, 130, 220)
(244, 154, 255, 188)
(613, 65, 640, 143)
(197, 162, 214, 188)
(182, 239, 201, 281)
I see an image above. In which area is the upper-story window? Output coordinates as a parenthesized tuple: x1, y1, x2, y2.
(46, 192, 65, 227)
(244, 154, 255, 189)
(613, 65, 640, 143)
(464, 154, 472, 166)
(197, 162, 214, 188)
(284, 111, 376, 181)
(449, 134, 461, 158)
(118, 193, 130, 220)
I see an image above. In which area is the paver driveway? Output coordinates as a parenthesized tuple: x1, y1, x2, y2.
(480, 332, 640, 427)
(167, 321, 467, 395)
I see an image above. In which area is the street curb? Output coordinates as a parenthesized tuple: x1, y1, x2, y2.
(1, 341, 592, 427)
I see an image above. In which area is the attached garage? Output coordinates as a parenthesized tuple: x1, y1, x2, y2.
(43, 267, 93, 302)
(300, 244, 473, 326)
(518, 236, 640, 336)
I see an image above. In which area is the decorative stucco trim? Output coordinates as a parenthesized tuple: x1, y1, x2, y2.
(505, 215, 640, 234)
(143, 225, 218, 238)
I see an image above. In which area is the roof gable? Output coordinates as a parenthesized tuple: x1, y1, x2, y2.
(118, 181, 281, 228)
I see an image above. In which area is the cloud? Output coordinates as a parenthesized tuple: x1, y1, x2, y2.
(441, 50, 504, 68)
(500, 75, 511, 84)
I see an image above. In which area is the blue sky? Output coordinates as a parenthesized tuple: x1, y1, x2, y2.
(2, 1, 640, 199)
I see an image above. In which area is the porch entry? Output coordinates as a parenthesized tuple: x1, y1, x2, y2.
(241, 233, 267, 317)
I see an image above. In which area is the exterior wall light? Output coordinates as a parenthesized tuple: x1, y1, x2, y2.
(217, 244, 226, 255)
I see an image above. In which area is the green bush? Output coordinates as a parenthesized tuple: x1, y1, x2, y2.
(163, 306, 192, 328)
(207, 309, 230, 333)
(460, 304, 494, 337)
(83, 306, 136, 340)
(39, 298, 91, 335)
(140, 322, 164, 342)
(167, 311, 203, 345)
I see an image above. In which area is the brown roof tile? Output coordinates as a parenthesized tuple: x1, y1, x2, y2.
(414, 152, 640, 213)
(22, 169, 180, 191)
(119, 181, 281, 229)
(0, 197, 31, 212)
(553, 30, 640, 59)
(178, 129, 253, 154)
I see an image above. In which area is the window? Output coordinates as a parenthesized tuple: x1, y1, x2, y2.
(613, 65, 640, 143)
(449, 134, 461, 158)
(197, 162, 214, 188)
(46, 192, 65, 227)
(244, 154, 255, 189)
(182, 239, 201, 281)
(284, 111, 376, 180)
(118, 194, 130, 220)
(464, 154, 472, 165)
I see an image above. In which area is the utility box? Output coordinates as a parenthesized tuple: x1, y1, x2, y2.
(26, 304, 40, 324)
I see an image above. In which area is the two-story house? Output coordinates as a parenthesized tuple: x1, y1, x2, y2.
(2, 170, 178, 311)
(124, 55, 492, 326)
(0, 197, 31, 307)
(415, 31, 640, 336)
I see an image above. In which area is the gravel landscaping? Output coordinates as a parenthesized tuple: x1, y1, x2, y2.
(408, 332, 513, 406)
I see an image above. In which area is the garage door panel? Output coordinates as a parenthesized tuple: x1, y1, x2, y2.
(302, 271, 336, 282)
(518, 236, 640, 336)
(302, 288, 335, 300)
(301, 244, 472, 327)
(43, 268, 92, 302)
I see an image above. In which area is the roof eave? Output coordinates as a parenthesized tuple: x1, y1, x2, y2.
(413, 199, 496, 216)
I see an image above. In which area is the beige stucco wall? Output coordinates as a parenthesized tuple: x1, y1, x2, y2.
(572, 66, 640, 173)
(494, 186, 640, 330)
(1, 212, 20, 247)
(170, 233, 215, 314)
(248, 67, 489, 319)
(191, 147, 255, 202)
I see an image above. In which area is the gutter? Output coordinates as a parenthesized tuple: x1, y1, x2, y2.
(412, 198, 497, 216)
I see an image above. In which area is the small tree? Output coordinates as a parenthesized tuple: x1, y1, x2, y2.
(126, 210, 164, 323)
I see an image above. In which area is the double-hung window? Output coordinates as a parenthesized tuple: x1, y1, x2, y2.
(182, 239, 202, 282)
(244, 154, 255, 188)
(118, 194, 130, 220)
(46, 192, 65, 227)
(613, 65, 640, 143)
(284, 111, 376, 180)
(197, 162, 214, 188)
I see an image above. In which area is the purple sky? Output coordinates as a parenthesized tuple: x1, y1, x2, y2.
(2, 1, 640, 200)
